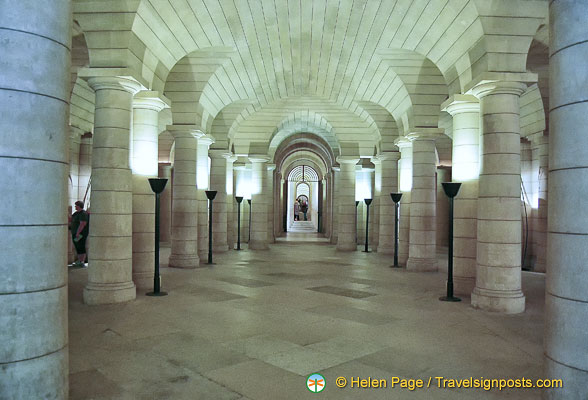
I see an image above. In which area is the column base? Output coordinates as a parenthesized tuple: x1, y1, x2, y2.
(454, 276, 475, 296)
(169, 254, 199, 269)
(132, 272, 154, 290)
(337, 241, 356, 251)
(249, 240, 269, 250)
(83, 281, 136, 305)
(471, 287, 525, 314)
(406, 257, 437, 272)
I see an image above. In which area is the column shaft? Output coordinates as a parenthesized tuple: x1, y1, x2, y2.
(209, 150, 229, 252)
(69, 128, 82, 207)
(0, 1, 70, 396)
(168, 128, 200, 268)
(545, 2, 588, 396)
(158, 164, 173, 246)
(77, 135, 92, 204)
(471, 82, 526, 314)
(336, 157, 359, 251)
(397, 140, 412, 265)
(534, 135, 548, 273)
(407, 133, 439, 272)
(197, 135, 214, 261)
(376, 152, 400, 254)
(266, 165, 276, 243)
(249, 156, 270, 250)
(330, 168, 340, 244)
(442, 95, 480, 294)
(225, 155, 237, 249)
(83, 76, 142, 305)
(131, 92, 169, 289)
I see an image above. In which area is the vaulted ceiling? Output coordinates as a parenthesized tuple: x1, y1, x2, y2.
(72, 0, 549, 160)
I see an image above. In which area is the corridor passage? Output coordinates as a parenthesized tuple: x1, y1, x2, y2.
(68, 242, 545, 400)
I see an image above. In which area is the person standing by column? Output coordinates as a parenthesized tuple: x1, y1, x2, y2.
(70, 201, 90, 267)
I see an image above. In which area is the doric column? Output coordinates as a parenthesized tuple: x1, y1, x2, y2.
(197, 135, 214, 261)
(234, 163, 250, 242)
(534, 136, 549, 272)
(336, 157, 360, 251)
(330, 167, 340, 244)
(225, 154, 237, 249)
(376, 152, 401, 254)
(131, 91, 170, 289)
(371, 157, 382, 249)
(0, 1, 70, 395)
(209, 149, 230, 252)
(78, 134, 92, 204)
(248, 155, 271, 250)
(69, 126, 83, 208)
(470, 81, 527, 314)
(168, 126, 202, 268)
(158, 163, 173, 246)
(406, 130, 442, 272)
(442, 95, 480, 295)
(81, 74, 142, 305)
(267, 164, 276, 243)
(396, 138, 413, 265)
(545, 2, 588, 396)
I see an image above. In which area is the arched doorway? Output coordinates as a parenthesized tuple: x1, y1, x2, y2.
(287, 165, 319, 229)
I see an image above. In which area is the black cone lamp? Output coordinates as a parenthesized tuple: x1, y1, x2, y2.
(236, 196, 243, 250)
(440, 182, 462, 302)
(390, 193, 403, 268)
(147, 178, 168, 296)
(363, 198, 372, 252)
(205, 190, 217, 264)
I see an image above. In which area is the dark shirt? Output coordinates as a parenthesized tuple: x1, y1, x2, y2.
(71, 210, 89, 237)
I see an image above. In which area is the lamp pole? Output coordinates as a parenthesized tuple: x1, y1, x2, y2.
(355, 200, 359, 244)
(205, 190, 217, 264)
(247, 199, 252, 243)
(363, 198, 372, 252)
(440, 182, 462, 302)
(235, 196, 243, 250)
(147, 178, 168, 296)
(390, 193, 403, 268)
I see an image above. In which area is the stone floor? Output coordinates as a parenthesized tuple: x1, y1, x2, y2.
(68, 236, 545, 399)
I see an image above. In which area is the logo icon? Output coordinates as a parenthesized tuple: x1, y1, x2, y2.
(307, 373, 326, 393)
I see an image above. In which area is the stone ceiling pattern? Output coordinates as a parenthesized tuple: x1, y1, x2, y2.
(71, 0, 548, 159)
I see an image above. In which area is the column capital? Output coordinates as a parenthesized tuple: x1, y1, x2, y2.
(223, 153, 238, 163)
(372, 151, 400, 163)
(209, 149, 232, 159)
(441, 94, 480, 115)
(406, 129, 445, 142)
(394, 137, 412, 149)
(470, 81, 528, 99)
(167, 125, 204, 139)
(133, 91, 171, 112)
(248, 155, 271, 163)
(267, 163, 276, 171)
(336, 156, 360, 165)
(198, 134, 215, 147)
(331, 166, 340, 172)
(233, 162, 247, 170)
(69, 125, 84, 139)
(83, 75, 143, 95)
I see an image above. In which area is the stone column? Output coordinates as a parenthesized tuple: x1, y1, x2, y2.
(0, 1, 70, 395)
(533, 134, 548, 273)
(209, 150, 230, 252)
(249, 156, 270, 250)
(336, 157, 359, 251)
(69, 127, 83, 208)
(406, 131, 442, 272)
(234, 163, 249, 242)
(470, 81, 526, 314)
(442, 95, 480, 294)
(371, 157, 382, 249)
(81, 74, 142, 305)
(396, 138, 412, 265)
(545, 2, 588, 396)
(267, 164, 276, 243)
(131, 91, 170, 289)
(197, 135, 214, 262)
(225, 154, 237, 250)
(436, 168, 450, 250)
(158, 164, 173, 246)
(168, 126, 202, 268)
(376, 152, 401, 254)
(78, 134, 92, 205)
(330, 167, 340, 244)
